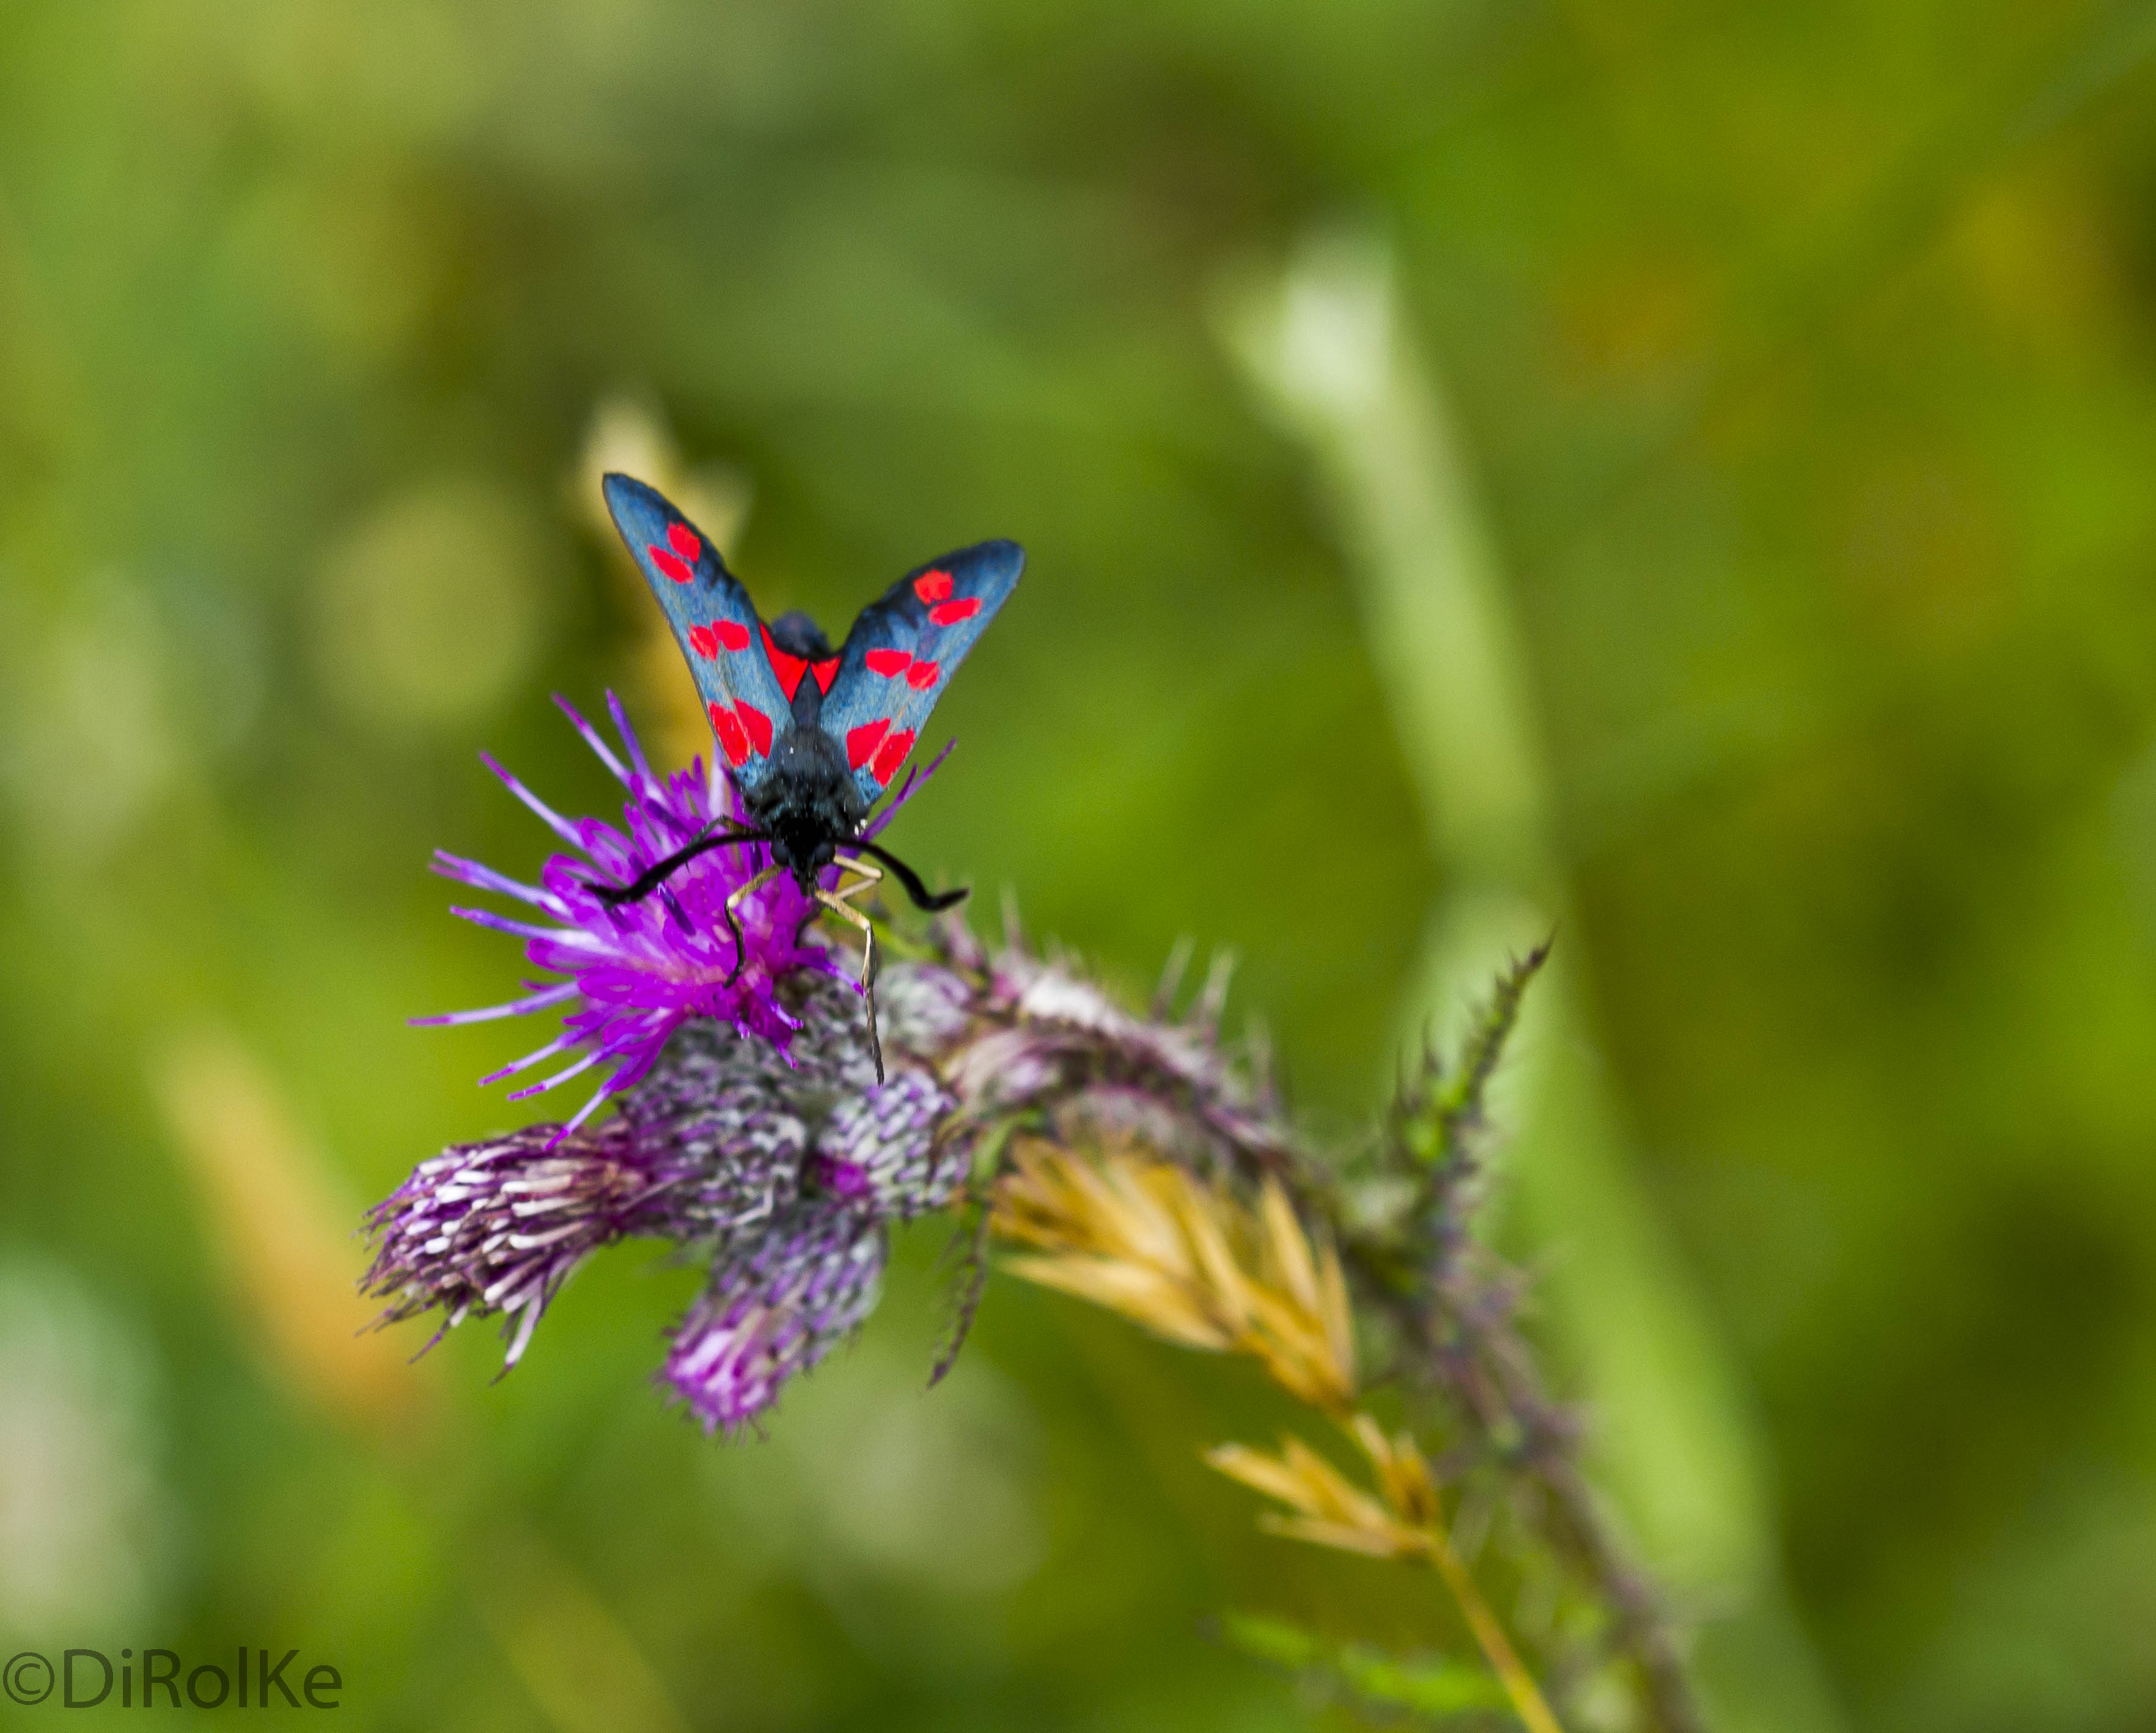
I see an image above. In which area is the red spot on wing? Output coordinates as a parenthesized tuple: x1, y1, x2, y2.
(870, 727, 917, 784)
(812, 657, 841, 694)
(666, 522, 701, 561)
(846, 718, 890, 770)
(708, 701, 749, 767)
(735, 702, 773, 756)
(913, 569, 953, 604)
(760, 622, 808, 701)
(864, 648, 911, 678)
(905, 658, 941, 690)
(716, 620, 751, 652)
(650, 545, 694, 585)
(687, 624, 720, 658)
(928, 597, 983, 627)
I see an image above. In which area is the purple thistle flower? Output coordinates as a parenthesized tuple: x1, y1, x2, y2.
(663, 1200, 886, 1433)
(367, 970, 967, 1397)
(418, 695, 933, 1130)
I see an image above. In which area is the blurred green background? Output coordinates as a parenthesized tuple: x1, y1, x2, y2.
(4, 1, 2156, 1729)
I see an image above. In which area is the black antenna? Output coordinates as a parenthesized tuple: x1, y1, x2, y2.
(848, 840, 969, 911)
(584, 826, 770, 907)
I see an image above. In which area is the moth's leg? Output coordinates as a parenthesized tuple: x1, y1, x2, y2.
(828, 854, 885, 907)
(721, 865, 784, 984)
(813, 888, 883, 1083)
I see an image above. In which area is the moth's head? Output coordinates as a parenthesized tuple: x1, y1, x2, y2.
(765, 812, 839, 891)
(747, 728, 863, 892)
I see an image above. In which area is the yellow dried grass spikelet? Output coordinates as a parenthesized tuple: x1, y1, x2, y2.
(992, 1140, 1356, 1411)
(1205, 1419, 1446, 1560)
(1206, 1435, 1428, 1561)
(995, 1146, 1565, 1732)
(1209, 1422, 1567, 1733)
(1352, 1413, 1444, 1530)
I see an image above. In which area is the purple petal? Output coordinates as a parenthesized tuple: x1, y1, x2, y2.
(480, 1031, 578, 1086)
(507, 1047, 606, 1102)
(554, 694, 630, 784)
(411, 983, 579, 1028)
(430, 851, 554, 907)
(479, 751, 584, 847)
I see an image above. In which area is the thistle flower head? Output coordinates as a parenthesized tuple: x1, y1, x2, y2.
(419, 696, 930, 1130)
(361, 1120, 675, 1369)
(663, 1200, 886, 1433)
(369, 973, 969, 1421)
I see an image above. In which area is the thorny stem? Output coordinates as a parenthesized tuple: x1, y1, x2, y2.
(1370, 951, 1703, 1733)
(1389, 1291, 1701, 1733)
